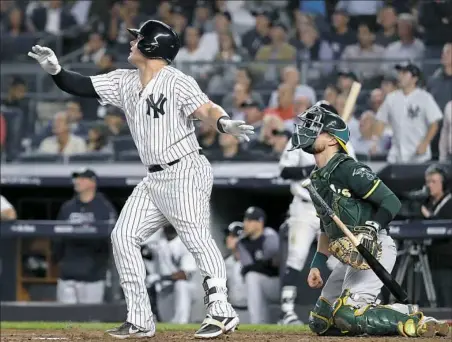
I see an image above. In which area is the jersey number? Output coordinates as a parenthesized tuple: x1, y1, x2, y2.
(146, 93, 167, 118)
(330, 184, 351, 197)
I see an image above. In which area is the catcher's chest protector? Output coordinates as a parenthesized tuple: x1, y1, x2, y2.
(310, 154, 376, 240)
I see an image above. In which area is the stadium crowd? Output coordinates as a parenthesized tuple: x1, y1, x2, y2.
(0, 0, 451, 164)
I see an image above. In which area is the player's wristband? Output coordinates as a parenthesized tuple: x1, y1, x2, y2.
(216, 116, 230, 133)
(310, 252, 328, 269)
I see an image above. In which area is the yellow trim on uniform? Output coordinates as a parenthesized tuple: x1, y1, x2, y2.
(335, 137, 349, 155)
(363, 179, 381, 199)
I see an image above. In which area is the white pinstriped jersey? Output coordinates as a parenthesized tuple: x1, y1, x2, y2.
(90, 66, 208, 165)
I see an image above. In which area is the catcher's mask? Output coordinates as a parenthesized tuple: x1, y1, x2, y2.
(291, 104, 350, 154)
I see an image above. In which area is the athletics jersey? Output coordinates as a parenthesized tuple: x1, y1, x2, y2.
(90, 66, 208, 165)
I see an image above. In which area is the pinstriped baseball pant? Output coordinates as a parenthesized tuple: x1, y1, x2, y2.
(111, 153, 236, 330)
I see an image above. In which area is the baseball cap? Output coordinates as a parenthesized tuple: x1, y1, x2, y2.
(338, 70, 359, 81)
(241, 98, 264, 111)
(395, 62, 421, 78)
(226, 221, 244, 237)
(244, 206, 266, 223)
(72, 168, 98, 180)
(251, 8, 273, 20)
(271, 20, 288, 32)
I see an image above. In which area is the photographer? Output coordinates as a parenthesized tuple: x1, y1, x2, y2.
(421, 164, 452, 307)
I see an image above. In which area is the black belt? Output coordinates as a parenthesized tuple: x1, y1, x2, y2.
(147, 150, 202, 173)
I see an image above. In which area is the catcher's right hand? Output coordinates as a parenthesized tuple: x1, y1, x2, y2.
(28, 45, 61, 75)
(308, 268, 323, 288)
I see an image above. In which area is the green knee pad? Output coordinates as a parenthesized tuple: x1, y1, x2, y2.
(308, 297, 347, 336)
(332, 290, 420, 336)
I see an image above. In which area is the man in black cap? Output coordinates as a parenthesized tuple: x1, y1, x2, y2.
(241, 98, 264, 140)
(241, 8, 272, 58)
(236, 207, 280, 323)
(192, 0, 214, 33)
(337, 70, 359, 95)
(373, 62, 443, 163)
(53, 168, 117, 304)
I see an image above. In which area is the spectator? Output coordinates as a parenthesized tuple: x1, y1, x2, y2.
(108, 0, 147, 47)
(31, 0, 76, 35)
(104, 107, 128, 136)
(237, 207, 280, 324)
(374, 63, 443, 163)
(5, 7, 27, 36)
(250, 114, 289, 158)
(152, 0, 172, 24)
(80, 32, 107, 64)
(221, 81, 262, 120)
(254, 22, 296, 83)
(175, 26, 212, 85)
(86, 125, 112, 153)
(291, 23, 334, 81)
(421, 164, 452, 307)
(268, 65, 316, 108)
(264, 83, 295, 123)
(170, 6, 188, 46)
(212, 134, 250, 161)
(381, 74, 398, 96)
(427, 43, 452, 112)
(328, 9, 356, 60)
(418, 0, 452, 48)
(54, 168, 116, 304)
(375, 6, 399, 47)
(339, 22, 385, 81)
(369, 88, 385, 112)
(293, 95, 313, 119)
(191, 0, 214, 33)
(241, 8, 271, 58)
(337, 71, 358, 95)
(241, 98, 264, 139)
(350, 110, 390, 156)
(1, 77, 30, 135)
(96, 50, 117, 74)
(322, 83, 340, 106)
(0, 113, 6, 151)
(0, 194, 17, 221)
(382, 13, 425, 72)
(197, 120, 220, 152)
(439, 101, 452, 162)
(38, 112, 87, 155)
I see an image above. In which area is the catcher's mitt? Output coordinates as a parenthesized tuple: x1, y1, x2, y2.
(328, 226, 382, 270)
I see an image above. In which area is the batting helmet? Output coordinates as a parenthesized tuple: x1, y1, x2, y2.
(291, 102, 350, 154)
(127, 20, 181, 64)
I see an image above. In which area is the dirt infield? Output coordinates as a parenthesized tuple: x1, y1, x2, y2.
(2, 329, 450, 342)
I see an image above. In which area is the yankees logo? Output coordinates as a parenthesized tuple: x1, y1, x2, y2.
(407, 104, 420, 119)
(146, 93, 167, 118)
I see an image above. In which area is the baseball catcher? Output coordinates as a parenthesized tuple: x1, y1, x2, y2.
(290, 104, 449, 337)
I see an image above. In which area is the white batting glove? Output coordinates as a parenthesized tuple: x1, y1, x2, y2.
(219, 118, 254, 142)
(28, 45, 61, 75)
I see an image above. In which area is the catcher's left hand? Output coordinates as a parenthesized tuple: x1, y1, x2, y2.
(219, 118, 254, 142)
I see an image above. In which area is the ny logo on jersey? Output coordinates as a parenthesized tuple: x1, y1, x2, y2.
(407, 104, 420, 119)
(146, 93, 167, 118)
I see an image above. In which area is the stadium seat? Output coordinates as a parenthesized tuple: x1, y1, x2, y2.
(16, 152, 63, 163)
(68, 152, 114, 163)
(116, 149, 141, 162)
(112, 136, 136, 154)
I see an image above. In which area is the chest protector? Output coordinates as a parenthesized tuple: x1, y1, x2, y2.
(310, 154, 376, 240)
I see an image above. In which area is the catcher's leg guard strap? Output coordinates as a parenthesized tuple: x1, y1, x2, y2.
(203, 277, 227, 306)
(309, 297, 346, 336)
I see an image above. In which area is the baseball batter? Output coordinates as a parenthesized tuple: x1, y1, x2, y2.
(290, 104, 449, 337)
(278, 102, 355, 325)
(29, 20, 252, 339)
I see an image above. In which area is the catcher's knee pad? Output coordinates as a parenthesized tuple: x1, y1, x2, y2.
(332, 290, 419, 336)
(309, 297, 346, 336)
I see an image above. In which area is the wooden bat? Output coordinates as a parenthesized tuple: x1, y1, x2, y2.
(301, 178, 409, 304)
(341, 81, 362, 122)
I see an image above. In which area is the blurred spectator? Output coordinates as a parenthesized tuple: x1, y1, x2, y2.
(199, 11, 241, 60)
(191, 0, 214, 33)
(268, 65, 316, 108)
(335, 92, 360, 139)
(30, 0, 76, 35)
(293, 95, 313, 118)
(197, 120, 220, 152)
(339, 22, 385, 80)
(337, 71, 358, 95)
(86, 125, 112, 153)
(382, 13, 425, 72)
(241, 98, 264, 139)
(0, 112, 6, 151)
(38, 112, 87, 155)
(104, 107, 128, 136)
(264, 84, 295, 123)
(206, 32, 247, 94)
(0, 1, 15, 24)
(54, 168, 116, 304)
(427, 43, 452, 112)
(328, 9, 356, 60)
(80, 32, 106, 64)
(170, 5, 188, 45)
(221, 80, 263, 120)
(375, 6, 399, 47)
(213, 134, 251, 161)
(152, 0, 172, 24)
(222, 0, 255, 36)
(5, 6, 27, 36)
(369, 88, 385, 112)
(250, 114, 289, 158)
(237, 207, 279, 324)
(374, 63, 443, 163)
(0, 194, 17, 221)
(241, 8, 271, 58)
(96, 50, 117, 74)
(2, 77, 29, 116)
(254, 22, 296, 83)
(176, 26, 212, 84)
(381, 74, 398, 96)
(350, 110, 390, 156)
(322, 83, 340, 105)
(439, 101, 452, 163)
(108, 0, 147, 47)
(418, 0, 452, 47)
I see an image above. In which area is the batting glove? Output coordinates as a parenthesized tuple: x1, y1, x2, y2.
(28, 45, 61, 75)
(219, 118, 254, 142)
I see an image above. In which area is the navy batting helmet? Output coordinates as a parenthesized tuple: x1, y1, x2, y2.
(127, 20, 181, 64)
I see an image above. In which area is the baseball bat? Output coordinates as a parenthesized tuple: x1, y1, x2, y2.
(341, 81, 362, 122)
(301, 178, 409, 304)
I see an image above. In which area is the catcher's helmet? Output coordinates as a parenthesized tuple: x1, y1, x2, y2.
(127, 20, 181, 64)
(291, 101, 350, 154)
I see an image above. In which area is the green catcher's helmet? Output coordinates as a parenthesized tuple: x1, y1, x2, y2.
(291, 101, 350, 154)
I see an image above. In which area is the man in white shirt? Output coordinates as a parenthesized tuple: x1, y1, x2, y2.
(0, 195, 17, 221)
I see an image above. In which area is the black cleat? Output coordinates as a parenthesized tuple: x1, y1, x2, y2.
(105, 322, 155, 339)
(194, 315, 239, 339)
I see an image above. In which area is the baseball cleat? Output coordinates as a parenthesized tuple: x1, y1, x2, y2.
(106, 322, 155, 339)
(423, 317, 450, 337)
(278, 312, 303, 325)
(194, 315, 239, 339)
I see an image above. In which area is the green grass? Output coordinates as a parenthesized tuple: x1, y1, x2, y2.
(0, 321, 309, 333)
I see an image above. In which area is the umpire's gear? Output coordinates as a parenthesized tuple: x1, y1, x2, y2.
(127, 20, 181, 64)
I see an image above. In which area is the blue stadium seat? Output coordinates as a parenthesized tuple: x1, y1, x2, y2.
(16, 152, 63, 163)
(68, 152, 114, 163)
(112, 136, 136, 153)
(116, 149, 141, 162)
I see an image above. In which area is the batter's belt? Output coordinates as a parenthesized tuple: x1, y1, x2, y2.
(147, 150, 202, 173)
